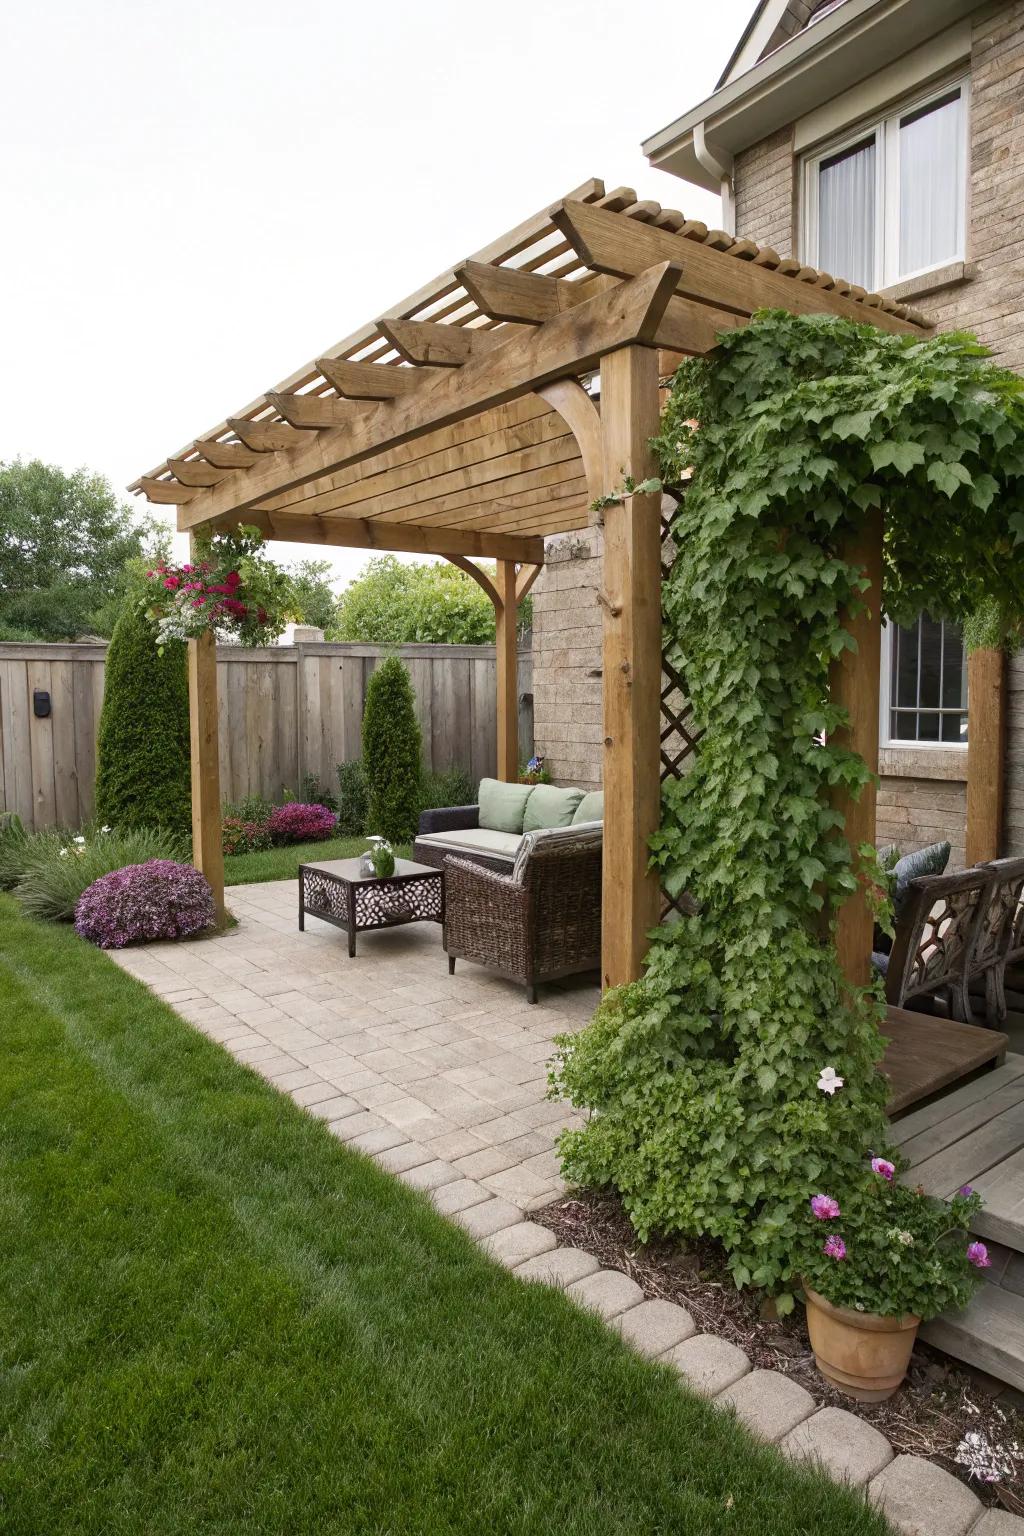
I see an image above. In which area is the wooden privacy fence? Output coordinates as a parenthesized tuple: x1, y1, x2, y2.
(0, 640, 533, 832)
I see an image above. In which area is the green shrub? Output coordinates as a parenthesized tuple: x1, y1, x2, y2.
(224, 793, 273, 826)
(298, 771, 338, 812)
(362, 658, 422, 844)
(335, 760, 368, 836)
(95, 602, 191, 837)
(419, 765, 475, 812)
(13, 824, 186, 922)
(0, 812, 29, 890)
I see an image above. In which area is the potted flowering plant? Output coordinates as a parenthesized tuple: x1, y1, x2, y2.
(145, 525, 292, 648)
(799, 1157, 989, 1402)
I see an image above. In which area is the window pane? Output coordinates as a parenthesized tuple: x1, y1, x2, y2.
(819, 136, 876, 290)
(917, 616, 943, 709)
(894, 619, 919, 709)
(941, 620, 966, 710)
(899, 91, 962, 277)
(887, 616, 967, 743)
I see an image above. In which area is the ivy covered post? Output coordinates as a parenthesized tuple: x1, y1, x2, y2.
(830, 509, 883, 990)
(599, 344, 663, 989)
(186, 536, 225, 923)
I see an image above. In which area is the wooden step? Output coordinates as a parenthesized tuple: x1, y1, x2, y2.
(922, 1283, 1024, 1391)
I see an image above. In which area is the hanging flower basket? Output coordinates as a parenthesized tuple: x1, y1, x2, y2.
(145, 525, 292, 647)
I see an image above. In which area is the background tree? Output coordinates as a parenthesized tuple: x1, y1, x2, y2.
(0, 459, 157, 640)
(287, 559, 339, 632)
(94, 602, 192, 838)
(361, 656, 422, 843)
(332, 555, 532, 644)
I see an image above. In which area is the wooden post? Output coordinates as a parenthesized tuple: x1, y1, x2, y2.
(188, 628, 226, 924)
(830, 511, 883, 989)
(599, 345, 663, 989)
(495, 558, 519, 781)
(966, 646, 1006, 865)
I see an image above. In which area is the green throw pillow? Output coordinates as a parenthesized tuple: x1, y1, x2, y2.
(523, 784, 585, 833)
(572, 790, 604, 825)
(477, 777, 534, 834)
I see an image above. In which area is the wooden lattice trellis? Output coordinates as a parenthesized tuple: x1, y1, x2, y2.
(659, 496, 703, 921)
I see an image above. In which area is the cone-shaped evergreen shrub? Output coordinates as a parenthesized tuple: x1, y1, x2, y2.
(362, 656, 422, 844)
(95, 602, 192, 838)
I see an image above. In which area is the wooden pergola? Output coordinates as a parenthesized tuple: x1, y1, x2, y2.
(133, 176, 989, 995)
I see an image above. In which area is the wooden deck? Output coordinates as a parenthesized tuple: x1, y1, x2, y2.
(882, 1005, 1008, 1118)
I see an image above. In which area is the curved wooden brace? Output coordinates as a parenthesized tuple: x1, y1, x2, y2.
(446, 553, 501, 608)
(535, 378, 603, 501)
(516, 564, 542, 603)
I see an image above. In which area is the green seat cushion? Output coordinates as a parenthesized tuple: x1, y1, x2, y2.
(523, 784, 585, 833)
(572, 791, 604, 825)
(477, 777, 535, 835)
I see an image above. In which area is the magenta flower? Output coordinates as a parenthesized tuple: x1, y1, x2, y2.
(823, 1235, 847, 1261)
(810, 1194, 841, 1221)
(967, 1242, 991, 1269)
(871, 1157, 896, 1182)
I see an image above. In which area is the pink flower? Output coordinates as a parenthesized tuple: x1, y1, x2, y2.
(810, 1195, 841, 1221)
(823, 1235, 847, 1261)
(192, 597, 206, 609)
(163, 576, 180, 590)
(871, 1157, 896, 1182)
(967, 1242, 991, 1269)
(226, 570, 241, 588)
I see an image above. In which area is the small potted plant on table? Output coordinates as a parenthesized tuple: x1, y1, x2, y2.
(799, 1159, 990, 1402)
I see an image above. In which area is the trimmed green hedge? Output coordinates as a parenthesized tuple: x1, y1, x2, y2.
(95, 603, 191, 838)
(362, 656, 422, 844)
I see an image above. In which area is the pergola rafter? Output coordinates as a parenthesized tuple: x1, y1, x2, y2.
(131, 177, 931, 987)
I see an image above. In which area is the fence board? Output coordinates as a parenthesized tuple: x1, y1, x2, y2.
(0, 641, 532, 830)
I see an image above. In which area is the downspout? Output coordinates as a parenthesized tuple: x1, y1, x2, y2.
(694, 121, 736, 235)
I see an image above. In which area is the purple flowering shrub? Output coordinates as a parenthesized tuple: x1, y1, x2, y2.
(800, 1156, 987, 1321)
(75, 860, 215, 948)
(266, 802, 338, 845)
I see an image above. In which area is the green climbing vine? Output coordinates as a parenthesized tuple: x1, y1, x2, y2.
(553, 310, 1024, 1300)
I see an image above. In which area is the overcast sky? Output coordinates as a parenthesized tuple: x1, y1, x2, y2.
(0, 0, 750, 585)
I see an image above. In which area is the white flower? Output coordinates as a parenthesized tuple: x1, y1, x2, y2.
(817, 1067, 844, 1096)
(59, 847, 68, 858)
(100, 824, 111, 834)
(73, 836, 85, 845)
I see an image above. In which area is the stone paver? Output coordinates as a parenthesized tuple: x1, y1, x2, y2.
(974, 1512, 1024, 1534)
(452, 1198, 525, 1239)
(399, 1158, 459, 1192)
(868, 1455, 981, 1536)
(431, 1178, 491, 1215)
(662, 1334, 751, 1398)
(514, 1247, 601, 1287)
(373, 1141, 433, 1174)
(482, 1221, 558, 1269)
(615, 1299, 696, 1359)
(716, 1369, 816, 1443)
(566, 1268, 645, 1321)
(781, 1407, 893, 1486)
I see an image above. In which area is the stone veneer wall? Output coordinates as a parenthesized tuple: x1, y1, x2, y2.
(531, 0, 1024, 849)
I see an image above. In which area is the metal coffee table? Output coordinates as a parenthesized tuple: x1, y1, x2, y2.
(298, 856, 444, 956)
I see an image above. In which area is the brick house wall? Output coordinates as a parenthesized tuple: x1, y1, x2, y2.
(533, 0, 1024, 857)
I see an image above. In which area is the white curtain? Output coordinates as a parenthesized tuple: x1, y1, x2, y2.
(818, 137, 876, 290)
(899, 94, 962, 278)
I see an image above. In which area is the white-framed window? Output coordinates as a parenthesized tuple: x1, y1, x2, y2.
(802, 77, 968, 291)
(880, 616, 968, 748)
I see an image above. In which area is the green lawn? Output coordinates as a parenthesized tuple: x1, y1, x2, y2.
(0, 897, 893, 1536)
(224, 835, 412, 886)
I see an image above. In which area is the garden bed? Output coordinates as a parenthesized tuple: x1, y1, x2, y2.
(534, 1190, 1024, 1515)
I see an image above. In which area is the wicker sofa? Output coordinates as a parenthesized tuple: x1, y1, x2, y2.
(443, 824, 602, 1002)
(414, 779, 603, 875)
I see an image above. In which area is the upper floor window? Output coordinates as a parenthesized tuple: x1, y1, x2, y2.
(802, 79, 967, 291)
(881, 616, 967, 747)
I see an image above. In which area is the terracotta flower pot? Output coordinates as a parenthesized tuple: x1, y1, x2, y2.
(802, 1282, 920, 1403)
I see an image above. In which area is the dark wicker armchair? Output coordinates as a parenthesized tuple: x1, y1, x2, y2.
(443, 831, 602, 1003)
(884, 856, 1024, 1025)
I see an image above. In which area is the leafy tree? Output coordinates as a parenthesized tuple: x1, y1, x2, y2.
(287, 559, 338, 632)
(0, 460, 154, 640)
(361, 656, 422, 843)
(332, 555, 531, 644)
(94, 602, 192, 838)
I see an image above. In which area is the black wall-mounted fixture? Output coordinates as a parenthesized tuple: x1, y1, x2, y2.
(33, 689, 51, 719)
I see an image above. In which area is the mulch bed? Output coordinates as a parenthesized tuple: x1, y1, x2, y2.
(533, 1190, 1024, 1514)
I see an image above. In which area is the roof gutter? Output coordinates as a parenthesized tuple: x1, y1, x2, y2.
(693, 122, 736, 234)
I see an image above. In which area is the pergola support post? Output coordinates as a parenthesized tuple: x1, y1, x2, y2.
(966, 646, 1006, 864)
(495, 558, 519, 781)
(599, 345, 663, 990)
(830, 512, 883, 990)
(187, 627, 226, 925)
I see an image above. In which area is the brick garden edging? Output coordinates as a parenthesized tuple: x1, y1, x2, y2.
(365, 1134, 1024, 1536)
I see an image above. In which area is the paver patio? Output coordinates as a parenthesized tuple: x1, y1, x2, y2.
(109, 877, 595, 1209)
